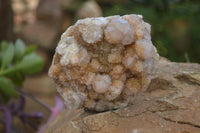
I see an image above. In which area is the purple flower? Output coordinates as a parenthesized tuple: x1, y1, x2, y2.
(0, 106, 12, 133)
(0, 95, 44, 133)
(38, 96, 65, 133)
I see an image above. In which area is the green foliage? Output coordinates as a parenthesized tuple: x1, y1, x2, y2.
(0, 77, 18, 102)
(0, 39, 44, 102)
(14, 39, 26, 61)
(14, 53, 44, 75)
(100, 0, 200, 63)
(1, 43, 14, 70)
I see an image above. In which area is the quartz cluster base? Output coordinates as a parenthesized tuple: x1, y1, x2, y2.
(49, 14, 159, 111)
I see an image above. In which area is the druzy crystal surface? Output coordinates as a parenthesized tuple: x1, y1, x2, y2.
(49, 14, 159, 111)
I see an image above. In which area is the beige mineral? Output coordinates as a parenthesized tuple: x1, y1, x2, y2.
(49, 14, 159, 111)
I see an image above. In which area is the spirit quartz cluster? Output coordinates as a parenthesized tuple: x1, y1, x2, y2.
(49, 14, 159, 111)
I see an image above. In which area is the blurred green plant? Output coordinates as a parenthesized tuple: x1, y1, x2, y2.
(0, 39, 44, 102)
(100, 0, 200, 63)
(0, 39, 64, 133)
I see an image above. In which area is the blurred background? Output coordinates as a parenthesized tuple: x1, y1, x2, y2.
(0, 0, 200, 132)
(1, 0, 200, 63)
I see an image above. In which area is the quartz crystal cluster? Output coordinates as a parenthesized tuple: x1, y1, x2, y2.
(49, 14, 159, 111)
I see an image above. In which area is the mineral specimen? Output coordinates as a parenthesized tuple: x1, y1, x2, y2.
(49, 14, 159, 111)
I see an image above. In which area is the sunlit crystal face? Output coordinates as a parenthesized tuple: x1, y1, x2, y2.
(49, 14, 159, 111)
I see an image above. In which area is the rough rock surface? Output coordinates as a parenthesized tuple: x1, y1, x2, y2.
(45, 58, 200, 133)
(49, 14, 159, 111)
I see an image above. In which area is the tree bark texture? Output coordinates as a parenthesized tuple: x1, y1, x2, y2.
(0, 0, 13, 42)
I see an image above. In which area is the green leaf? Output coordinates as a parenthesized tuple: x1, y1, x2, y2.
(0, 92, 10, 102)
(14, 39, 26, 61)
(0, 41, 9, 65)
(0, 41, 9, 51)
(7, 72, 24, 87)
(0, 52, 2, 66)
(26, 45, 37, 54)
(0, 53, 44, 76)
(14, 53, 44, 74)
(1, 43, 14, 70)
(0, 76, 18, 101)
(0, 53, 2, 65)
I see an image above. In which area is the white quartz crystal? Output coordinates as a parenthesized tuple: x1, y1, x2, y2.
(92, 74, 111, 93)
(104, 17, 134, 45)
(49, 14, 159, 111)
